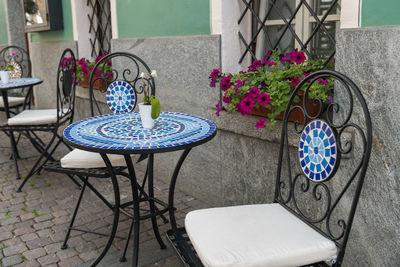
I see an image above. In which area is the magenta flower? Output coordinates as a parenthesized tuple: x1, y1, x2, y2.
(280, 51, 294, 64)
(290, 77, 301, 87)
(81, 62, 88, 69)
(105, 72, 113, 78)
(256, 119, 266, 129)
(222, 93, 231, 103)
(248, 60, 263, 72)
(327, 96, 334, 103)
(291, 51, 306, 65)
(263, 60, 277, 66)
(78, 58, 86, 65)
(233, 79, 248, 95)
(210, 69, 221, 78)
(215, 102, 224, 116)
(220, 76, 232, 91)
(317, 78, 328, 85)
(249, 86, 259, 98)
(257, 93, 270, 106)
(95, 55, 103, 63)
(239, 95, 255, 114)
(262, 49, 272, 62)
(82, 69, 89, 77)
(210, 78, 217, 88)
(11, 51, 18, 57)
(106, 61, 112, 67)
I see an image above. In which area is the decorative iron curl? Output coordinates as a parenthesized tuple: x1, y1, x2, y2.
(291, 173, 331, 224)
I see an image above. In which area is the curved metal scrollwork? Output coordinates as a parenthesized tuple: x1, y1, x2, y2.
(88, 52, 155, 116)
(274, 70, 373, 259)
(56, 49, 76, 124)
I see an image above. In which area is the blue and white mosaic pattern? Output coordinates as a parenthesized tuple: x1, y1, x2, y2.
(64, 112, 216, 151)
(0, 78, 42, 89)
(106, 81, 136, 113)
(299, 119, 337, 182)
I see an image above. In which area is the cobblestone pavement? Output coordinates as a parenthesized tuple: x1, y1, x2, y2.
(0, 130, 207, 266)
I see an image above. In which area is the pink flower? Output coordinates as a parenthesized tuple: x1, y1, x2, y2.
(263, 60, 277, 66)
(210, 69, 220, 78)
(95, 55, 103, 63)
(290, 77, 301, 87)
(11, 52, 18, 57)
(257, 93, 270, 106)
(210, 78, 217, 88)
(215, 102, 224, 116)
(249, 86, 259, 98)
(248, 60, 262, 72)
(262, 49, 272, 62)
(78, 58, 86, 65)
(280, 51, 294, 64)
(81, 62, 88, 69)
(106, 61, 112, 66)
(82, 69, 89, 77)
(105, 72, 113, 78)
(291, 51, 306, 65)
(220, 76, 232, 91)
(239, 95, 255, 114)
(327, 96, 334, 103)
(233, 79, 248, 95)
(256, 119, 266, 129)
(222, 93, 231, 103)
(318, 78, 328, 85)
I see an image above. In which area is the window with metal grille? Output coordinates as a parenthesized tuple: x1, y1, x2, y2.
(239, 0, 340, 66)
(87, 0, 112, 58)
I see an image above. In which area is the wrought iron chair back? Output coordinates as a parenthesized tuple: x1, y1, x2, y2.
(57, 48, 76, 125)
(88, 52, 155, 117)
(275, 70, 372, 265)
(0, 45, 33, 108)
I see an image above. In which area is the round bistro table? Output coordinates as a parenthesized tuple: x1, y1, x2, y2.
(63, 111, 216, 266)
(0, 78, 43, 179)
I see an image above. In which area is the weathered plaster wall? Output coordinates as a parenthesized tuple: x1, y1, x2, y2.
(335, 27, 400, 266)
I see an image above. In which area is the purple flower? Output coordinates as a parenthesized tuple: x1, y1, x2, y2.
(223, 93, 231, 103)
(105, 72, 113, 78)
(233, 79, 248, 95)
(220, 76, 232, 91)
(81, 62, 89, 70)
(263, 60, 277, 66)
(256, 119, 266, 129)
(290, 77, 301, 87)
(210, 78, 217, 88)
(248, 60, 263, 72)
(210, 69, 221, 78)
(95, 55, 103, 63)
(291, 51, 306, 65)
(317, 78, 328, 85)
(249, 86, 259, 98)
(257, 93, 270, 106)
(262, 49, 272, 62)
(327, 96, 334, 103)
(239, 95, 255, 115)
(106, 61, 112, 66)
(11, 52, 18, 57)
(82, 69, 89, 77)
(215, 102, 224, 116)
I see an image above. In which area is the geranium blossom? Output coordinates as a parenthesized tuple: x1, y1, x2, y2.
(256, 119, 266, 129)
(220, 76, 232, 91)
(210, 69, 220, 78)
(239, 95, 255, 114)
(290, 77, 301, 87)
(257, 93, 270, 106)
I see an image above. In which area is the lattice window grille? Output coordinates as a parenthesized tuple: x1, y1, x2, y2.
(87, 0, 112, 58)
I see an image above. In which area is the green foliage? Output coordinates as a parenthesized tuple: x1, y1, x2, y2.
(32, 209, 42, 217)
(5, 210, 11, 218)
(3, 64, 14, 71)
(212, 50, 334, 130)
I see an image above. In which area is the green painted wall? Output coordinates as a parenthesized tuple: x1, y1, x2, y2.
(31, 0, 73, 42)
(0, 0, 8, 45)
(362, 0, 400, 27)
(117, 0, 210, 38)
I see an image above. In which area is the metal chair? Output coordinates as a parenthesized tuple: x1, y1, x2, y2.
(44, 52, 168, 265)
(0, 48, 79, 191)
(167, 70, 373, 267)
(0, 46, 33, 113)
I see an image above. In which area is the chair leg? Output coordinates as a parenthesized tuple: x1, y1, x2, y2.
(17, 134, 57, 192)
(8, 130, 21, 179)
(62, 176, 88, 249)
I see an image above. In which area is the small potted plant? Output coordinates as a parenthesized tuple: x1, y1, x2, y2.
(138, 70, 161, 129)
(0, 64, 14, 84)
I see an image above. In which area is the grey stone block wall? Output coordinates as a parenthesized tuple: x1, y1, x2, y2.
(29, 41, 77, 109)
(335, 27, 400, 267)
(5, 0, 26, 49)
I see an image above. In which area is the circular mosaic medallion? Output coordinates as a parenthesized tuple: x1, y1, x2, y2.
(106, 81, 136, 113)
(64, 112, 216, 153)
(9, 60, 22, 79)
(298, 119, 338, 182)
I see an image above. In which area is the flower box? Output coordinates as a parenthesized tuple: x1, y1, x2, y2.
(79, 76, 109, 91)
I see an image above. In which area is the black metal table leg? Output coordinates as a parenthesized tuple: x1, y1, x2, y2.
(123, 155, 140, 267)
(148, 154, 167, 249)
(168, 148, 192, 230)
(2, 90, 21, 179)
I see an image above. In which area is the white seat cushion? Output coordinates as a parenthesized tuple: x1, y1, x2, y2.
(185, 203, 337, 267)
(0, 96, 25, 108)
(61, 148, 139, 168)
(8, 109, 62, 125)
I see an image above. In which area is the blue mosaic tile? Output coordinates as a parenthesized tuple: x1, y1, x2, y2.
(64, 112, 216, 152)
(0, 78, 42, 89)
(298, 119, 337, 182)
(106, 81, 136, 113)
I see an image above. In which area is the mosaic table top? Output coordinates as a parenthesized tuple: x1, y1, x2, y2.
(0, 78, 43, 90)
(64, 112, 217, 154)
(298, 119, 338, 182)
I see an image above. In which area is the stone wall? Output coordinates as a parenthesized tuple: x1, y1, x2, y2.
(335, 27, 400, 267)
(30, 41, 77, 108)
